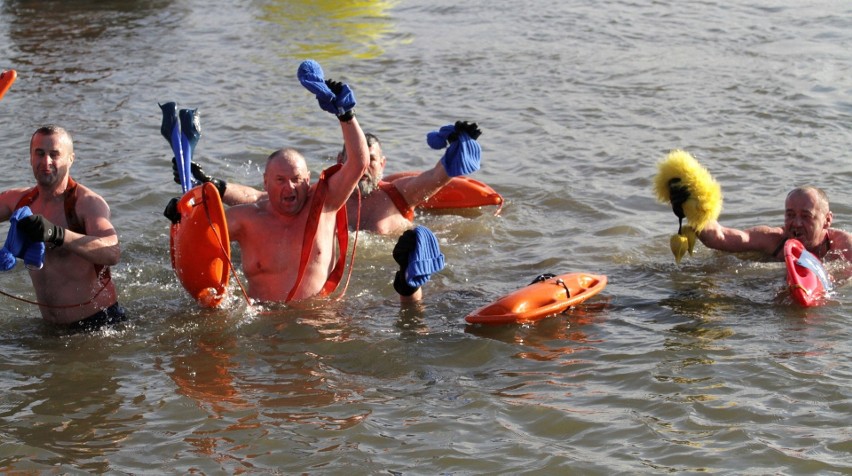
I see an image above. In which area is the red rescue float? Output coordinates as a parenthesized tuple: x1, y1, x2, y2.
(784, 238, 831, 307)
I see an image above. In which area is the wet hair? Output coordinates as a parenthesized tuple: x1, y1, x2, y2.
(30, 124, 73, 152)
(787, 186, 829, 213)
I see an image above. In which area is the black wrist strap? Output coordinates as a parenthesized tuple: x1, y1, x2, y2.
(337, 110, 355, 122)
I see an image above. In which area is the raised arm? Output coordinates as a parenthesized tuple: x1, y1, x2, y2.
(324, 116, 369, 211)
(296, 59, 367, 212)
(391, 162, 452, 208)
(394, 121, 483, 207)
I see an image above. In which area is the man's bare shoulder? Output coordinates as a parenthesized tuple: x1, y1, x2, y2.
(0, 187, 33, 219)
(0, 186, 32, 203)
(72, 183, 113, 217)
(829, 228, 852, 246)
(74, 182, 109, 203)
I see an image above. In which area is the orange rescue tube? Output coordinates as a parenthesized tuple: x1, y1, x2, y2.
(384, 171, 503, 211)
(0, 70, 17, 102)
(465, 272, 607, 325)
(170, 182, 231, 307)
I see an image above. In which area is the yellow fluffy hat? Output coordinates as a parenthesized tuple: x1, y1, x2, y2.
(654, 150, 723, 262)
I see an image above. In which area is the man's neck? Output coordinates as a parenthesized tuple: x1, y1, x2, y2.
(36, 177, 71, 200)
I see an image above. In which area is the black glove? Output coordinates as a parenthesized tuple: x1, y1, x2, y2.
(448, 121, 482, 142)
(392, 230, 419, 296)
(172, 157, 227, 197)
(18, 215, 65, 246)
(163, 197, 180, 224)
(325, 79, 355, 122)
(393, 229, 416, 268)
(668, 178, 689, 221)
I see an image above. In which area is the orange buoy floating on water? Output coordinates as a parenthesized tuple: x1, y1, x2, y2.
(384, 171, 503, 211)
(465, 272, 607, 325)
(170, 182, 231, 307)
(0, 70, 17, 102)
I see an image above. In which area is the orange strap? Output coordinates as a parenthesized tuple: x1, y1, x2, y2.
(15, 177, 82, 233)
(378, 181, 415, 221)
(286, 164, 350, 302)
(14, 177, 109, 283)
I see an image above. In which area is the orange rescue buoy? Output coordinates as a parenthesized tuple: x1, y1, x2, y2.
(465, 272, 607, 325)
(0, 70, 17, 102)
(384, 171, 503, 211)
(170, 182, 231, 307)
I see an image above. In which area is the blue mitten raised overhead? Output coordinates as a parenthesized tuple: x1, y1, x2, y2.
(427, 121, 482, 177)
(0, 206, 45, 271)
(297, 60, 356, 120)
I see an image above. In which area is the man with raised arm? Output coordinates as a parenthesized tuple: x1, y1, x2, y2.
(166, 61, 370, 302)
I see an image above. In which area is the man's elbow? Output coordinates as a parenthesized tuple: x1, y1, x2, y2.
(105, 244, 121, 266)
(100, 239, 121, 266)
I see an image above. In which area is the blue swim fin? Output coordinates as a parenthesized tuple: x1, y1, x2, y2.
(160, 101, 191, 192)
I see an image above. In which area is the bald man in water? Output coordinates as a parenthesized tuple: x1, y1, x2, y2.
(698, 186, 852, 262)
(221, 121, 369, 302)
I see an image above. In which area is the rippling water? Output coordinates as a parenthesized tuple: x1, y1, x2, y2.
(0, 0, 850, 473)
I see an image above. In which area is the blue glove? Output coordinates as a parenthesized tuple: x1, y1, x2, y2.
(1, 207, 45, 271)
(392, 225, 445, 295)
(297, 60, 356, 121)
(427, 121, 482, 177)
(22, 241, 45, 269)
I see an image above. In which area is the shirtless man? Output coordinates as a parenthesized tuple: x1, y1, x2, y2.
(697, 186, 852, 262)
(180, 122, 482, 236)
(166, 67, 369, 303)
(225, 140, 367, 302)
(0, 125, 122, 329)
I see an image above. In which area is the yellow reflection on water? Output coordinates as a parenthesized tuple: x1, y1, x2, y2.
(256, 0, 400, 61)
